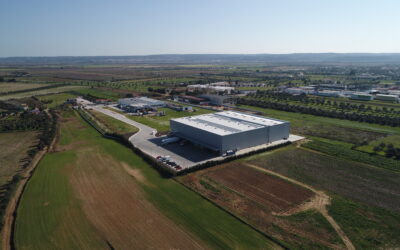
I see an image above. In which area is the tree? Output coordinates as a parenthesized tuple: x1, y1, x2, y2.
(373, 146, 381, 154)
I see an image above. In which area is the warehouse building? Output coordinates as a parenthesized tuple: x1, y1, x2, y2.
(170, 111, 290, 154)
(118, 97, 165, 112)
(350, 92, 374, 101)
(375, 94, 399, 102)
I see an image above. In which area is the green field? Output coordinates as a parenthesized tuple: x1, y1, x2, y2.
(15, 110, 278, 249)
(0, 85, 88, 101)
(239, 105, 400, 135)
(89, 109, 138, 134)
(329, 195, 400, 249)
(242, 146, 400, 249)
(356, 134, 400, 154)
(126, 107, 213, 132)
(0, 83, 48, 93)
(15, 150, 108, 249)
(37, 93, 77, 108)
(72, 88, 121, 100)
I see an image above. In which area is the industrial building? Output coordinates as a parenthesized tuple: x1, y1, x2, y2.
(375, 94, 399, 102)
(170, 111, 290, 154)
(187, 84, 235, 94)
(350, 92, 374, 101)
(118, 97, 165, 112)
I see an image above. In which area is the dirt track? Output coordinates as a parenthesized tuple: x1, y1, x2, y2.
(245, 163, 355, 250)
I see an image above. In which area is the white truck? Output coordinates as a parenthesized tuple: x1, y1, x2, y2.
(161, 137, 180, 145)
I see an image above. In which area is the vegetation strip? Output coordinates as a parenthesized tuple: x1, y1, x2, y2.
(1, 114, 58, 250)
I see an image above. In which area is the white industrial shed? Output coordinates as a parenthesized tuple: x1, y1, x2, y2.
(170, 111, 290, 154)
(118, 97, 165, 112)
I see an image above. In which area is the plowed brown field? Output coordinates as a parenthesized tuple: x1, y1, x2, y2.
(205, 163, 312, 213)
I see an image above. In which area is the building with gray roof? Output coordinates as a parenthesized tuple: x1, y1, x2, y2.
(170, 111, 289, 154)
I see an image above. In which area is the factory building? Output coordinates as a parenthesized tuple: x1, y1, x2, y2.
(375, 94, 399, 102)
(170, 111, 290, 154)
(350, 93, 374, 101)
(118, 97, 165, 112)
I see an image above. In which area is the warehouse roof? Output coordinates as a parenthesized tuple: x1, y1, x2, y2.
(172, 111, 286, 136)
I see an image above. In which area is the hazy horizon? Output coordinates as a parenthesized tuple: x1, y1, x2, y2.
(1, 0, 399, 57)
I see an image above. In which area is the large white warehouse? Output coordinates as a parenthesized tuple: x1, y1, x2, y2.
(170, 111, 290, 154)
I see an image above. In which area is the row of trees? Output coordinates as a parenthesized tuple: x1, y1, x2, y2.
(251, 91, 400, 115)
(238, 98, 400, 127)
(0, 112, 48, 131)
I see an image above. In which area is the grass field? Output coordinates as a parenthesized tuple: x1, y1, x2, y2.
(0, 85, 88, 101)
(329, 195, 400, 249)
(126, 107, 213, 132)
(246, 146, 400, 212)
(15, 110, 278, 249)
(0, 131, 38, 188)
(356, 134, 400, 154)
(37, 93, 77, 108)
(239, 104, 400, 136)
(88, 109, 138, 134)
(0, 83, 48, 93)
(0, 131, 38, 229)
(73, 88, 121, 100)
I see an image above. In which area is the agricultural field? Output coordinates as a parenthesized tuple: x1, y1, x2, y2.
(204, 163, 312, 212)
(179, 162, 344, 249)
(0, 83, 48, 94)
(37, 93, 77, 108)
(238, 104, 400, 142)
(0, 131, 38, 187)
(246, 146, 400, 212)
(125, 107, 213, 132)
(0, 85, 88, 101)
(72, 88, 121, 100)
(15, 110, 278, 249)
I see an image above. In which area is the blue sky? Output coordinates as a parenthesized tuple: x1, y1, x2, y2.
(0, 0, 399, 57)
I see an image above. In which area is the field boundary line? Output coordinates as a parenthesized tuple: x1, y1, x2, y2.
(244, 163, 355, 250)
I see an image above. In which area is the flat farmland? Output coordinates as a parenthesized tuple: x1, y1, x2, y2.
(0, 85, 88, 100)
(0, 131, 38, 189)
(15, 112, 206, 249)
(16, 110, 277, 249)
(37, 93, 77, 108)
(0, 83, 48, 93)
(247, 147, 400, 212)
(205, 163, 313, 213)
(179, 162, 343, 249)
(119, 107, 213, 132)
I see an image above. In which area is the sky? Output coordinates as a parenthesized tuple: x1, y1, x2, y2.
(0, 0, 399, 57)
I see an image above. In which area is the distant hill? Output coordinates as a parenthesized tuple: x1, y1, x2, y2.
(1, 53, 400, 65)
